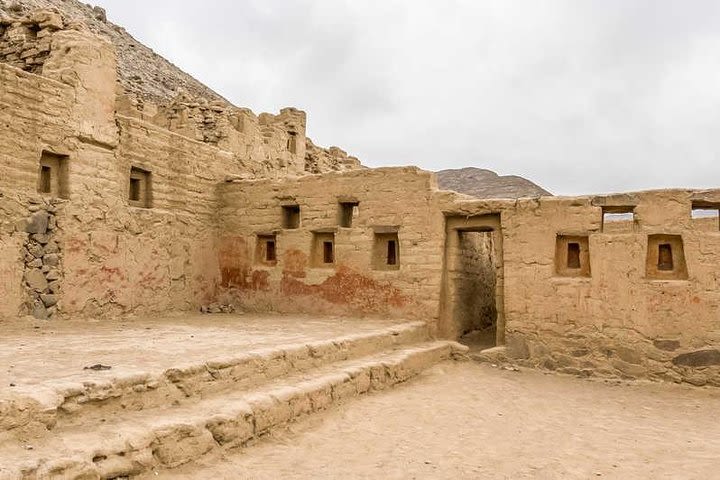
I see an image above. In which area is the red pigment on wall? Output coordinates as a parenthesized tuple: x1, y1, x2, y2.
(218, 236, 249, 288)
(66, 235, 88, 253)
(99, 265, 124, 281)
(217, 236, 269, 291)
(282, 249, 307, 278)
(281, 266, 407, 312)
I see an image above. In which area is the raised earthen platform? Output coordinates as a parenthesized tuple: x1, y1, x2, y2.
(0, 314, 466, 479)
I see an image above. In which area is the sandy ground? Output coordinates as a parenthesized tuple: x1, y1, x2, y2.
(0, 314, 405, 391)
(145, 361, 720, 480)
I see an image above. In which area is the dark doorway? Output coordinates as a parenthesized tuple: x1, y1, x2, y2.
(439, 214, 504, 349)
(455, 230, 497, 349)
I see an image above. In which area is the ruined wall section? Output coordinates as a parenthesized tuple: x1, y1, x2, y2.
(0, 60, 75, 319)
(118, 93, 362, 177)
(216, 167, 444, 320)
(304, 141, 363, 174)
(0, 24, 228, 320)
(1, 6, 363, 180)
(57, 116, 232, 319)
(442, 189, 720, 385)
(0, 9, 62, 75)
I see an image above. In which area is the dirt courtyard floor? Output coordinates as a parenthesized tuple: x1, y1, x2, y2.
(0, 313, 406, 393)
(146, 361, 720, 480)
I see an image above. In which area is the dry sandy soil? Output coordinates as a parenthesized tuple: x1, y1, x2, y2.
(143, 361, 720, 480)
(0, 314, 404, 390)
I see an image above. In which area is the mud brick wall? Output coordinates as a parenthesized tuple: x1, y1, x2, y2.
(0, 62, 75, 319)
(217, 167, 445, 322)
(57, 116, 232, 318)
(0, 29, 229, 320)
(443, 189, 720, 385)
(0, 8, 365, 321)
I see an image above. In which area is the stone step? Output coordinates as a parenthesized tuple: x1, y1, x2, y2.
(0, 320, 428, 440)
(0, 341, 468, 480)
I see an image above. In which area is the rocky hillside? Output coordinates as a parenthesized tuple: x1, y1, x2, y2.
(436, 167, 551, 199)
(0, 0, 229, 105)
(0, 0, 363, 174)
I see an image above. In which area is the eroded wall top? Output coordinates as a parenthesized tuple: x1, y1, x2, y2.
(0, 0, 363, 177)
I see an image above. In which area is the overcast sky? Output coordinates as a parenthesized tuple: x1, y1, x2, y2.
(91, 0, 720, 195)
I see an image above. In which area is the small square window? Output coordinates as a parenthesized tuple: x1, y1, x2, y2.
(37, 151, 69, 198)
(602, 206, 635, 233)
(373, 232, 400, 270)
(282, 205, 300, 229)
(255, 234, 277, 266)
(338, 201, 359, 228)
(129, 167, 152, 208)
(691, 201, 720, 231)
(311, 232, 335, 267)
(646, 234, 688, 280)
(555, 235, 590, 277)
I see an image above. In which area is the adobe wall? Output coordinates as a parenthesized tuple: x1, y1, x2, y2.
(216, 168, 445, 320)
(0, 55, 75, 319)
(0, 8, 367, 322)
(440, 189, 720, 385)
(0, 27, 228, 320)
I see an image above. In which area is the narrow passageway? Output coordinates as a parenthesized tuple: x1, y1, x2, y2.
(441, 214, 504, 348)
(456, 230, 497, 351)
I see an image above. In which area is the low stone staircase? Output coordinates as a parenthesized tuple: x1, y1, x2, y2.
(0, 321, 467, 479)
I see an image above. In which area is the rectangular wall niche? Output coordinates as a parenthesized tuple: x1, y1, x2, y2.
(691, 201, 720, 231)
(311, 232, 335, 267)
(129, 166, 152, 208)
(373, 231, 400, 270)
(37, 151, 69, 198)
(554, 235, 590, 277)
(281, 204, 300, 229)
(255, 234, 277, 266)
(602, 206, 635, 233)
(338, 201, 359, 228)
(646, 234, 688, 280)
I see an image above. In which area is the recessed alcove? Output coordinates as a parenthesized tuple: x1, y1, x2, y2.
(372, 229, 400, 271)
(646, 234, 688, 280)
(554, 235, 590, 277)
(37, 151, 69, 199)
(129, 166, 152, 208)
(338, 201, 359, 228)
(311, 231, 335, 267)
(281, 204, 300, 229)
(255, 234, 278, 266)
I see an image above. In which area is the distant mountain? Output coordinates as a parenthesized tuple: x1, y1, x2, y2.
(436, 167, 551, 199)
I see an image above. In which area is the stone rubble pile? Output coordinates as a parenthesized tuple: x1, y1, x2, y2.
(23, 197, 63, 320)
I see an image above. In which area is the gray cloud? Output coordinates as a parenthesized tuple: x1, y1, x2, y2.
(92, 0, 720, 195)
